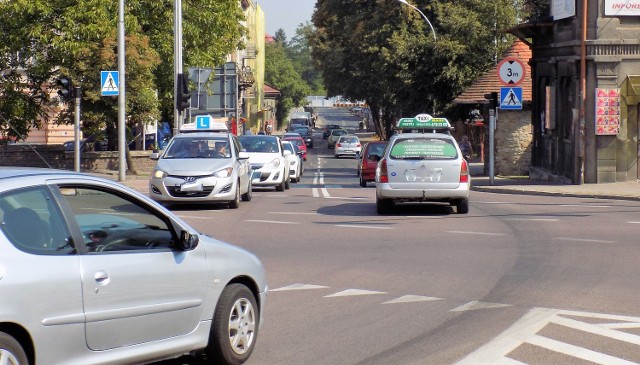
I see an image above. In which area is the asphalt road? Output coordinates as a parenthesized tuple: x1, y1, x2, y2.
(156, 108, 640, 365)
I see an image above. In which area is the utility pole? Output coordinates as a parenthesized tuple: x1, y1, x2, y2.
(173, 0, 184, 136)
(117, 0, 126, 181)
(74, 86, 82, 172)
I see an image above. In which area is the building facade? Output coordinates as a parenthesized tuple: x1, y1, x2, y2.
(510, 0, 640, 183)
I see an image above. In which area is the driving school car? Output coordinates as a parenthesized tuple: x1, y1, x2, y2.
(149, 121, 252, 208)
(375, 114, 470, 214)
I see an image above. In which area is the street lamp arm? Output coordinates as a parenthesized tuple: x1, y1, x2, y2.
(396, 0, 437, 42)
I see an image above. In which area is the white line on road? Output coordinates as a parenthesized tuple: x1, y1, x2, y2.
(526, 335, 637, 365)
(504, 218, 559, 222)
(177, 215, 219, 220)
(558, 204, 611, 208)
(628, 221, 640, 224)
(447, 231, 506, 236)
(268, 211, 318, 215)
(244, 220, 298, 225)
(554, 237, 616, 244)
(335, 224, 393, 230)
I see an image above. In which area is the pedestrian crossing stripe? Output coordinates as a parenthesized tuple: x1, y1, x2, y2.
(101, 71, 119, 96)
(499, 87, 522, 110)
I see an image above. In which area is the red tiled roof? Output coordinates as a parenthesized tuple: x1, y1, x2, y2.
(454, 40, 532, 104)
(264, 83, 280, 95)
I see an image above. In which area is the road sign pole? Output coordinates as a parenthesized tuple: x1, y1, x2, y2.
(489, 108, 495, 186)
(117, 0, 126, 181)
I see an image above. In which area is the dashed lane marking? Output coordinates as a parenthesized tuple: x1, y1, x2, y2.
(503, 218, 559, 222)
(244, 219, 298, 225)
(270, 284, 329, 292)
(382, 295, 444, 304)
(554, 237, 616, 244)
(324, 289, 387, 298)
(335, 224, 393, 230)
(450, 301, 513, 312)
(448, 231, 507, 236)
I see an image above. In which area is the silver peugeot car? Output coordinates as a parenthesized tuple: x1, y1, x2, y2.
(375, 115, 471, 214)
(149, 131, 252, 208)
(0, 167, 267, 365)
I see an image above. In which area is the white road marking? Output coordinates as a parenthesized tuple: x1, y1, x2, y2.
(176, 215, 218, 220)
(448, 231, 506, 236)
(558, 204, 611, 208)
(312, 172, 331, 198)
(244, 219, 298, 225)
(554, 237, 616, 244)
(268, 211, 318, 215)
(474, 201, 510, 204)
(270, 283, 329, 292)
(324, 289, 387, 298)
(382, 295, 443, 304)
(456, 308, 640, 365)
(628, 221, 640, 224)
(335, 224, 393, 230)
(504, 218, 559, 222)
(450, 301, 512, 312)
(526, 335, 637, 365)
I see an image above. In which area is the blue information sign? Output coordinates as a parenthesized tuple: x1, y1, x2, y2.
(500, 87, 522, 110)
(101, 71, 119, 96)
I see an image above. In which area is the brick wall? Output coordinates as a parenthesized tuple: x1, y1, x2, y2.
(0, 144, 155, 176)
(495, 110, 533, 176)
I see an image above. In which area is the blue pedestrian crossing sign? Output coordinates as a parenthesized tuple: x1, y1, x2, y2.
(500, 87, 522, 110)
(101, 71, 119, 96)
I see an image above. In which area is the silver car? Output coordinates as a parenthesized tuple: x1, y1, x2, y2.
(149, 132, 252, 208)
(375, 116, 470, 214)
(334, 135, 362, 158)
(0, 167, 267, 365)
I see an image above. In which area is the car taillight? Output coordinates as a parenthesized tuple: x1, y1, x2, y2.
(460, 159, 469, 183)
(336, 143, 341, 147)
(356, 143, 361, 147)
(378, 158, 388, 183)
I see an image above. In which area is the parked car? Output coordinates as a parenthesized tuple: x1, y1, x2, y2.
(375, 115, 470, 214)
(290, 125, 314, 148)
(0, 167, 267, 365)
(323, 124, 340, 139)
(358, 140, 388, 187)
(282, 140, 303, 183)
(327, 129, 348, 149)
(149, 131, 252, 208)
(238, 134, 291, 191)
(282, 133, 308, 161)
(334, 135, 362, 159)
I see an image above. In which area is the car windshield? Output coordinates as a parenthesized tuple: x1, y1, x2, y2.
(339, 137, 359, 144)
(284, 138, 304, 147)
(238, 136, 280, 153)
(389, 138, 458, 160)
(332, 130, 347, 136)
(283, 143, 294, 154)
(163, 137, 230, 159)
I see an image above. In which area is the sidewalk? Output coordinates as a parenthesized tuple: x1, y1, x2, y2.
(469, 163, 640, 201)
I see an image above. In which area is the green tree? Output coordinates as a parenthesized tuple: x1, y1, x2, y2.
(265, 43, 311, 128)
(288, 22, 325, 95)
(311, 0, 524, 138)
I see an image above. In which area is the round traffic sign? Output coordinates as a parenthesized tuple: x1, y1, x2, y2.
(497, 57, 526, 85)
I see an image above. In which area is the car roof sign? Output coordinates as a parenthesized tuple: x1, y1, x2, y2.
(180, 119, 228, 133)
(397, 114, 451, 130)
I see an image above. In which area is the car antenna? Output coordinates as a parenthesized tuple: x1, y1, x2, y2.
(0, 114, 53, 169)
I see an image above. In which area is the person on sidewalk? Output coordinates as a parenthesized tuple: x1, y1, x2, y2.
(459, 136, 472, 162)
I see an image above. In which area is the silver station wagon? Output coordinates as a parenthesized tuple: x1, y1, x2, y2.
(0, 168, 267, 365)
(375, 115, 471, 214)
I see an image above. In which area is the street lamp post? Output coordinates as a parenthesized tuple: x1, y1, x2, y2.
(396, 0, 437, 42)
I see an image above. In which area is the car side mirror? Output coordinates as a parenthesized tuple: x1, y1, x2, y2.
(150, 152, 160, 160)
(238, 151, 250, 160)
(179, 230, 199, 251)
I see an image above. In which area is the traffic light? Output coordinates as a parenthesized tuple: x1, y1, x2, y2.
(484, 92, 498, 110)
(176, 73, 191, 113)
(57, 76, 73, 101)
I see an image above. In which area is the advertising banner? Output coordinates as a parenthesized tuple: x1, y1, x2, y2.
(605, 0, 640, 16)
(595, 88, 621, 136)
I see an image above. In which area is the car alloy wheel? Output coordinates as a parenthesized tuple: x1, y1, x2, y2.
(0, 333, 28, 365)
(241, 179, 252, 202)
(206, 284, 259, 364)
(229, 182, 240, 209)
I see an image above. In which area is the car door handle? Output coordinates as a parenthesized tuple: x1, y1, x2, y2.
(94, 270, 110, 285)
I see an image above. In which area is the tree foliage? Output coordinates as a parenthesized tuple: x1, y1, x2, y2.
(311, 0, 525, 138)
(0, 0, 244, 145)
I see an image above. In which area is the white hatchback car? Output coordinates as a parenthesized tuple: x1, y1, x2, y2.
(238, 135, 291, 191)
(375, 115, 470, 214)
(149, 132, 252, 208)
(0, 167, 267, 365)
(282, 140, 303, 183)
(334, 135, 362, 158)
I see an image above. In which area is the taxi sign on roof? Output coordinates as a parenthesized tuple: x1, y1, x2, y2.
(397, 114, 451, 129)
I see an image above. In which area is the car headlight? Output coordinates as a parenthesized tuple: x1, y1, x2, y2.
(266, 158, 281, 169)
(153, 169, 167, 179)
(213, 167, 234, 178)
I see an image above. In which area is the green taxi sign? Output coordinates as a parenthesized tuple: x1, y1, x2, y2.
(397, 114, 451, 129)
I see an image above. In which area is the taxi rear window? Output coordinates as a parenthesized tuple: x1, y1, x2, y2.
(389, 138, 458, 160)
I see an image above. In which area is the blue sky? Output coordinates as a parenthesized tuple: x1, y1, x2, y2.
(257, 0, 316, 40)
